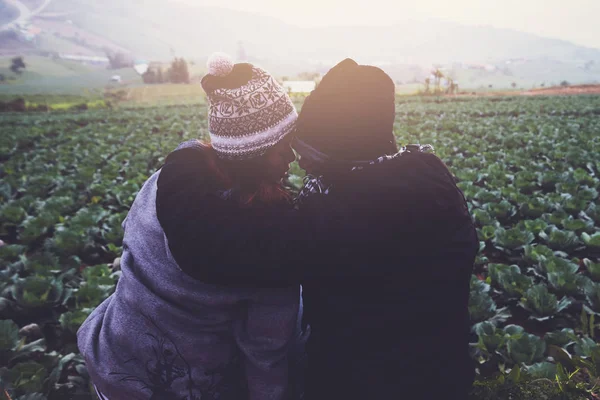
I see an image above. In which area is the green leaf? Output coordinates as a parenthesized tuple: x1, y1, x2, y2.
(548, 344, 575, 370)
(584, 259, 600, 282)
(59, 309, 93, 334)
(544, 328, 576, 347)
(584, 280, 600, 315)
(0, 245, 26, 264)
(521, 219, 548, 236)
(12, 277, 64, 309)
(582, 232, 600, 250)
(543, 210, 569, 226)
(477, 225, 497, 242)
(0, 203, 27, 225)
(561, 217, 594, 234)
(547, 270, 587, 296)
(519, 197, 550, 218)
(0, 320, 20, 352)
(474, 321, 505, 352)
(47, 353, 78, 387)
(506, 332, 546, 364)
(573, 336, 598, 357)
(507, 364, 522, 383)
(525, 362, 557, 380)
(539, 226, 581, 251)
(484, 200, 516, 222)
(469, 288, 497, 323)
(1, 361, 48, 393)
(488, 264, 533, 297)
(493, 227, 535, 251)
(523, 244, 554, 266)
(472, 209, 494, 226)
(519, 284, 572, 320)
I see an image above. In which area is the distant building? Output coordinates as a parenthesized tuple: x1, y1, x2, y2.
(133, 63, 149, 75)
(110, 75, 122, 83)
(282, 81, 316, 93)
(59, 54, 110, 65)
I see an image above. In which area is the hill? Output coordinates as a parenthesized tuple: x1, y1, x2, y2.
(1, 0, 600, 88)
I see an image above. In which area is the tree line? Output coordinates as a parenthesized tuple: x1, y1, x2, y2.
(422, 68, 459, 95)
(104, 50, 191, 84)
(142, 58, 190, 84)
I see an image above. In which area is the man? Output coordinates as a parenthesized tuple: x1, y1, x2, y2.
(190, 58, 478, 400)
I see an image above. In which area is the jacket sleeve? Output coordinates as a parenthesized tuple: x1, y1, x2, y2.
(156, 147, 315, 287)
(156, 147, 478, 288)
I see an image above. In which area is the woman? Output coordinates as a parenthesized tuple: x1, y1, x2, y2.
(77, 53, 306, 400)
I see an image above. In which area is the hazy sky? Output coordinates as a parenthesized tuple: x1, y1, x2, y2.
(175, 0, 600, 49)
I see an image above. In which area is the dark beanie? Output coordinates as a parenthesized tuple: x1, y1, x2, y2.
(294, 58, 397, 162)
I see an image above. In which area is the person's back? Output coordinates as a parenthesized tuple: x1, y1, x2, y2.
(298, 148, 477, 399)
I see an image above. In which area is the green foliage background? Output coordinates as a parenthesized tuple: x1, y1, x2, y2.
(1, 95, 600, 399)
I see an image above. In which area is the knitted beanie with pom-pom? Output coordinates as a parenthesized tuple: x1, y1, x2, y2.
(201, 53, 298, 160)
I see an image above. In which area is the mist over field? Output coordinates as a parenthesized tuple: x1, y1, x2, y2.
(1, 0, 600, 91)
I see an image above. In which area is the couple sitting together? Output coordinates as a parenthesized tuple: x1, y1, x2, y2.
(77, 54, 478, 400)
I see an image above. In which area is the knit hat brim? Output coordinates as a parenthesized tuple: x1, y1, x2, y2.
(210, 107, 297, 159)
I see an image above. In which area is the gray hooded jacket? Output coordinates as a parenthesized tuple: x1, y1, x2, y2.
(77, 163, 301, 400)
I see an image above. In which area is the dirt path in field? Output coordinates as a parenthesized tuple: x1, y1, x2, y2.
(520, 84, 600, 96)
(448, 84, 600, 98)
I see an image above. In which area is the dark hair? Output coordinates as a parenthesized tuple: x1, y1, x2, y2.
(201, 142, 292, 206)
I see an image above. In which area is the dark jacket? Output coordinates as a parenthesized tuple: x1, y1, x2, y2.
(164, 146, 478, 400)
(77, 141, 303, 400)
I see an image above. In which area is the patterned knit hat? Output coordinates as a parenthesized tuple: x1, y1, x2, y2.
(201, 53, 298, 160)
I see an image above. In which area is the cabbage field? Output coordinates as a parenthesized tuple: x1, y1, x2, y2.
(1, 95, 600, 399)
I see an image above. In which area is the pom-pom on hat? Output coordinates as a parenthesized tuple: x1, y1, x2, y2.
(206, 52, 234, 77)
(201, 52, 298, 160)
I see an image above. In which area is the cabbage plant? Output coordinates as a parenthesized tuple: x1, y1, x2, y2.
(523, 244, 554, 266)
(544, 328, 576, 347)
(561, 217, 595, 234)
(519, 219, 548, 236)
(11, 277, 69, 310)
(519, 284, 572, 321)
(0, 320, 46, 368)
(506, 331, 546, 365)
(582, 232, 600, 250)
(519, 197, 550, 218)
(547, 270, 587, 296)
(525, 362, 557, 380)
(584, 280, 600, 315)
(474, 321, 505, 353)
(484, 200, 517, 222)
(0, 361, 49, 394)
(585, 203, 600, 224)
(469, 276, 497, 323)
(477, 225, 497, 242)
(539, 226, 581, 251)
(488, 264, 532, 297)
(493, 227, 534, 252)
